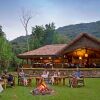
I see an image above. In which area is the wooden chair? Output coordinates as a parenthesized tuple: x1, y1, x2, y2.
(18, 75, 23, 86)
(69, 76, 77, 88)
(27, 77, 32, 87)
(77, 76, 85, 87)
(69, 75, 85, 88)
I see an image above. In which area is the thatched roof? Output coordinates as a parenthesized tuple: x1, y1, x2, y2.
(18, 44, 66, 58)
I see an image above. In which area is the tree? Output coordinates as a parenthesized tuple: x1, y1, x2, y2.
(53, 33, 70, 44)
(20, 9, 32, 51)
(30, 25, 45, 49)
(0, 26, 14, 70)
(44, 22, 56, 45)
(30, 23, 70, 49)
(0, 26, 5, 37)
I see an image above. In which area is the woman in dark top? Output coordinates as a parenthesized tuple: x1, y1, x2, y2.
(7, 74, 14, 87)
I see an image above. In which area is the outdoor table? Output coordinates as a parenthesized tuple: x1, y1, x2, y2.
(61, 76, 67, 85)
(53, 76, 67, 85)
(27, 77, 33, 86)
(53, 77, 59, 85)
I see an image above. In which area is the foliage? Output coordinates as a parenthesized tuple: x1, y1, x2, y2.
(0, 26, 15, 70)
(30, 25, 45, 49)
(53, 33, 70, 44)
(43, 22, 56, 45)
(30, 23, 70, 50)
(0, 26, 5, 37)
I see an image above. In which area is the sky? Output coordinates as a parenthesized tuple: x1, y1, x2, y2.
(0, 0, 100, 40)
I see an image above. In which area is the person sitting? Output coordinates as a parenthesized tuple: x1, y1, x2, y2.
(7, 74, 14, 87)
(41, 71, 49, 79)
(73, 69, 82, 79)
(51, 72, 58, 85)
(69, 68, 83, 87)
(41, 71, 49, 83)
(19, 70, 27, 86)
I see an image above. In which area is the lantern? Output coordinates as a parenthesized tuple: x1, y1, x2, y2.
(79, 56, 82, 60)
(85, 53, 88, 57)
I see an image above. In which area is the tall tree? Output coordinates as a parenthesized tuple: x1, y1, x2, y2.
(0, 26, 13, 70)
(30, 23, 70, 50)
(0, 26, 5, 37)
(30, 25, 45, 49)
(20, 9, 32, 51)
(44, 22, 56, 45)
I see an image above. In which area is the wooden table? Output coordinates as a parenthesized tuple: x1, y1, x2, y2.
(27, 77, 32, 86)
(61, 76, 67, 85)
(53, 76, 67, 85)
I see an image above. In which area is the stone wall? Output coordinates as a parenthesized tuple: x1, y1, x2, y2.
(20, 68, 100, 78)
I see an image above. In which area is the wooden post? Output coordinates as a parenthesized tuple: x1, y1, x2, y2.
(27, 58, 28, 64)
(62, 56, 64, 68)
(22, 59, 24, 65)
(52, 57, 54, 69)
(30, 58, 33, 68)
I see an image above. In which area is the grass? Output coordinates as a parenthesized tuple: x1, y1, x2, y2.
(0, 78, 100, 100)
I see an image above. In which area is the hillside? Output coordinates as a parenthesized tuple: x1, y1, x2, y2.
(11, 21, 100, 54)
(57, 21, 100, 39)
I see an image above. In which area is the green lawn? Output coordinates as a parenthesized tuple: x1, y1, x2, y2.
(0, 78, 100, 100)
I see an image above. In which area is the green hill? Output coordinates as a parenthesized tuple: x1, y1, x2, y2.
(57, 21, 100, 39)
(11, 21, 100, 54)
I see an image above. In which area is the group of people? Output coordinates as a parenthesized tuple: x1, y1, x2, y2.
(41, 70, 61, 85)
(41, 68, 84, 87)
(0, 68, 84, 95)
(0, 71, 14, 93)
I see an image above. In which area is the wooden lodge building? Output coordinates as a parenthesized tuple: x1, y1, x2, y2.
(18, 33, 100, 69)
(17, 33, 100, 77)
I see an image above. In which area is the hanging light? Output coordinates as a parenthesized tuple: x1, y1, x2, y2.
(64, 55, 66, 58)
(85, 53, 88, 57)
(48, 57, 51, 59)
(79, 56, 82, 60)
(40, 57, 43, 59)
